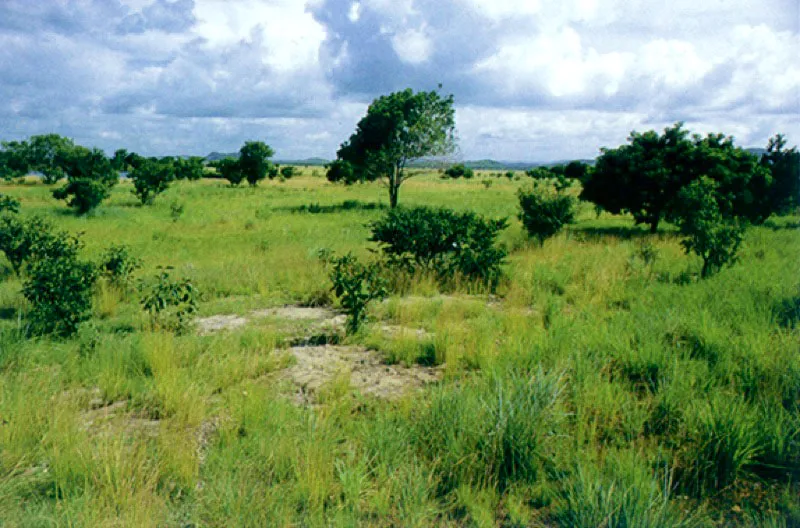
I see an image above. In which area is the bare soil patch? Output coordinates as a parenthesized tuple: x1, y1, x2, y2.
(274, 345, 442, 404)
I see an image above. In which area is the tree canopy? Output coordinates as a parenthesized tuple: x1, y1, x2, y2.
(581, 123, 772, 232)
(332, 88, 456, 208)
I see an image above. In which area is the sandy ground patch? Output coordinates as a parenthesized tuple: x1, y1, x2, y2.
(275, 345, 442, 404)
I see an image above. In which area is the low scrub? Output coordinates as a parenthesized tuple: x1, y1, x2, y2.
(517, 181, 576, 244)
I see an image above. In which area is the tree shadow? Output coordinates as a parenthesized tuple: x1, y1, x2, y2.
(0, 307, 19, 320)
(277, 200, 388, 214)
(763, 219, 800, 231)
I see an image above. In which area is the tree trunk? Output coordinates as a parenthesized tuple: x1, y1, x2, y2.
(649, 219, 659, 233)
(389, 165, 400, 208)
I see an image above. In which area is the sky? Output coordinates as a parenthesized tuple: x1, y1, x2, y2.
(0, 0, 798, 162)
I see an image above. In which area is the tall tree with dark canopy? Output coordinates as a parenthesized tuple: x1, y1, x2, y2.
(761, 134, 800, 214)
(52, 146, 119, 214)
(333, 88, 456, 208)
(581, 123, 772, 232)
(238, 141, 275, 186)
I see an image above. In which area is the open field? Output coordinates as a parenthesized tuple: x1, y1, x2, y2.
(1, 170, 798, 526)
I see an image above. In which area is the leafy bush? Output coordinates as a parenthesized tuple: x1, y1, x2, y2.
(52, 178, 111, 215)
(172, 157, 205, 181)
(20, 230, 96, 336)
(140, 271, 199, 332)
(369, 206, 507, 288)
(131, 159, 175, 205)
(215, 158, 245, 186)
(443, 163, 474, 179)
(99, 244, 142, 287)
(517, 181, 576, 244)
(322, 252, 387, 334)
(0, 216, 78, 274)
(169, 200, 185, 222)
(325, 159, 358, 185)
(674, 177, 745, 278)
(0, 194, 20, 214)
(280, 166, 297, 179)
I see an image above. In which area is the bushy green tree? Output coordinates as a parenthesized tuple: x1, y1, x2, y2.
(675, 177, 745, 278)
(25, 134, 77, 184)
(581, 123, 771, 232)
(323, 252, 387, 334)
(0, 194, 20, 214)
(238, 141, 274, 186)
(280, 166, 296, 179)
(52, 146, 118, 214)
(0, 140, 31, 180)
(173, 157, 205, 181)
(325, 159, 357, 184)
(517, 181, 577, 244)
(130, 159, 175, 205)
(761, 134, 800, 214)
(215, 158, 245, 186)
(370, 206, 507, 288)
(444, 163, 474, 179)
(334, 88, 456, 208)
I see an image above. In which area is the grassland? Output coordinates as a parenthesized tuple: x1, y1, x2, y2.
(0, 170, 798, 526)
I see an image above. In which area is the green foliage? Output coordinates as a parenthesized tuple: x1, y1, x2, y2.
(23, 134, 77, 184)
(517, 181, 576, 244)
(52, 178, 110, 214)
(0, 140, 31, 180)
(172, 156, 205, 181)
(0, 216, 78, 274)
(761, 134, 800, 214)
(0, 193, 20, 214)
(325, 159, 358, 184)
(51, 146, 118, 213)
(110, 148, 129, 171)
(336, 88, 456, 207)
(169, 200, 185, 222)
(238, 141, 275, 186)
(280, 166, 296, 179)
(99, 244, 142, 287)
(675, 177, 745, 278)
(215, 158, 245, 186)
(20, 228, 97, 336)
(581, 122, 771, 232)
(675, 396, 762, 497)
(369, 206, 507, 288)
(443, 163, 474, 179)
(130, 159, 175, 205)
(139, 271, 199, 332)
(322, 252, 387, 334)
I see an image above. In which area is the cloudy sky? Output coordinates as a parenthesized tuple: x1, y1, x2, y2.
(0, 0, 798, 161)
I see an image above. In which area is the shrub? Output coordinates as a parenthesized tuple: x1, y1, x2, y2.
(517, 181, 576, 244)
(99, 244, 142, 287)
(280, 166, 297, 179)
(0, 216, 78, 274)
(215, 158, 245, 186)
(169, 200, 185, 222)
(140, 271, 200, 333)
(443, 163, 474, 179)
(172, 157, 205, 181)
(674, 177, 745, 278)
(52, 178, 110, 215)
(325, 159, 357, 185)
(322, 252, 387, 334)
(21, 232, 97, 336)
(130, 159, 175, 205)
(369, 206, 507, 288)
(0, 194, 20, 214)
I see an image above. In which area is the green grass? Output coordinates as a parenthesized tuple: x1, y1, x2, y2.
(0, 171, 798, 526)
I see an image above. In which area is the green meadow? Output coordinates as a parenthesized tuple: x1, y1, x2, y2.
(0, 170, 798, 526)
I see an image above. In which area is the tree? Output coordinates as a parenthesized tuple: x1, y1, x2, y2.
(110, 148, 129, 171)
(325, 159, 357, 184)
(581, 123, 771, 232)
(238, 141, 274, 186)
(761, 134, 800, 215)
(334, 88, 456, 208)
(215, 158, 245, 186)
(52, 146, 118, 214)
(131, 159, 175, 205)
(518, 181, 577, 244)
(26, 134, 76, 184)
(674, 177, 745, 278)
(444, 163, 474, 179)
(280, 166, 296, 179)
(173, 157, 205, 181)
